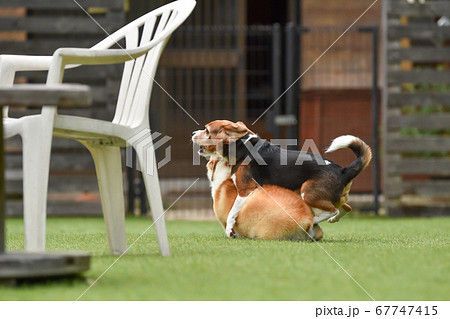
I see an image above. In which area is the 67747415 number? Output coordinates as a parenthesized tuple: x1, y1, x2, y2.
(375, 305, 437, 316)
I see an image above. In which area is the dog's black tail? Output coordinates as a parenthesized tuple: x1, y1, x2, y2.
(325, 135, 372, 185)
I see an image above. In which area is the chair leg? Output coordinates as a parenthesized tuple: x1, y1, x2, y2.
(21, 121, 52, 252)
(135, 144, 170, 256)
(85, 143, 127, 255)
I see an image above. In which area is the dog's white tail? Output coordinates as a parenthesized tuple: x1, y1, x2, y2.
(325, 135, 358, 153)
(325, 135, 372, 185)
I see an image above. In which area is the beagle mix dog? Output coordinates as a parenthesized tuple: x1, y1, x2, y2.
(207, 156, 323, 241)
(192, 120, 372, 237)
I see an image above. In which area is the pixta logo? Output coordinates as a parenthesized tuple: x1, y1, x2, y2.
(192, 138, 327, 166)
(126, 129, 172, 175)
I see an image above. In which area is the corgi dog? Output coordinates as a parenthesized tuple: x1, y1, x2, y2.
(206, 157, 323, 241)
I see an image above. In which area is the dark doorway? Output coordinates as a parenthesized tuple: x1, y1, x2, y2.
(247, 0, 287, 25)
(246, 1, 288, 120)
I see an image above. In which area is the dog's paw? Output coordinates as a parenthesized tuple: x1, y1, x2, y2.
(327, 211, 341, 223)
(226, 227, 236, 238)
(327, 216, 339, 223)
(307, 225, 316, 240)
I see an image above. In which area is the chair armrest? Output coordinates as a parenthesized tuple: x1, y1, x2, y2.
(47, 46, 154, 84)
(0, 54, 53, 72)
(53, 47, 150, 66)
(0, 54, 79, 86)
(0, 55, 54, 87)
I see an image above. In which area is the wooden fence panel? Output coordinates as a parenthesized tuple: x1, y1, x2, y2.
(388, 70, 450, 85)
(388, 92, 450, 107)
(386, 136, 450, 152)
(386, 1, 450, 16)
(388, 47, 450, 63)
(0, 1, 125, 216)
(387, 114, 450, 130)
(383, 0, 450, 217)
(0, 16, 123, 34)
(388, 25, 450, 39)
(4, 0, 124, 10)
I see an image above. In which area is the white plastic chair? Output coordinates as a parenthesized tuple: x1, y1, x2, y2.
(1, 0, 196, 256)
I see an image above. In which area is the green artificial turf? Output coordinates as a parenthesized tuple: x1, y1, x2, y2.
(0, 215, 449, 301)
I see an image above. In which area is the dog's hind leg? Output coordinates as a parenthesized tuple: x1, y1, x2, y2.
(301, 181, 340, 224)
(328, 201, 352, 224)
(302, 194, 339, 224)
(327, 203, 351, 223)
(327, 209, 349, 223)
(313, 211, 339, 224)
(342, 203, 352, 211)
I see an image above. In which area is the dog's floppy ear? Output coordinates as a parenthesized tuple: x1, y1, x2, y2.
(236, 121, 256, 135)
(221, 121, 254, 143)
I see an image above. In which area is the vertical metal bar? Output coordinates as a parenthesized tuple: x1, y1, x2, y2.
(0, 108, 5, 253)
(236, 1, 247, 121)
(297, 2, 303, 143)
(288, 0, 301, 25)
(381, 0, 390, 216)
(269, 23, 282, 139)
(285, 22, 299, 144)
(371, 26, 380, 215)
(297, 26, 304, 142)
(360, 25, 380, 215)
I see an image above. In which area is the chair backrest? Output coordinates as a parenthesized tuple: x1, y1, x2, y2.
(92, 0, 196, 128)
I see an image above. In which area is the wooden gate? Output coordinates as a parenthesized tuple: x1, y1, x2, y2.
(382, 0, 450, 216)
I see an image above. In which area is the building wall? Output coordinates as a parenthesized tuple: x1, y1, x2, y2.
(302, 0, 381, 26)
(300, 89, 380, 192)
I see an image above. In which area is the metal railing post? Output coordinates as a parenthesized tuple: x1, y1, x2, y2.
(0, 108, 4, 253)
(360, 25, 380, 215)
(284, 22, 300, 144)
(269, 23, 282, 139)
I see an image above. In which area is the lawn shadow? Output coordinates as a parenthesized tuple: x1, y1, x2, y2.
(0, 274, 87, 288)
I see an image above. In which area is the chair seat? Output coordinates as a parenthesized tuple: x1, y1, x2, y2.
(53, 114, 131, 146)
(4, 115, 130, 145)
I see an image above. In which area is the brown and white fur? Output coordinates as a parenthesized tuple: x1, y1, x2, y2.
(207, 157, 323, 241)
